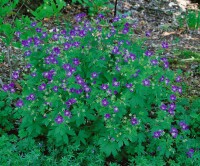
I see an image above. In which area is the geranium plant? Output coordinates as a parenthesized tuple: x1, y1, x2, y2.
(12, 13, 200, 165)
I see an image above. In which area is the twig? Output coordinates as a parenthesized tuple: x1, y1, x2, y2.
(114, 0, 118, 17)
(7, 45, 12, 82)
(11, 1, 25, 25)
(0, 78, 4, 86)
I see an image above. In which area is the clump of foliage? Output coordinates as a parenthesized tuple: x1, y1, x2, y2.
(177, 9, 200, 30)
(30, 0, 66, 20)
(72, 0, 113, 16)
(4, 12, 198, 165)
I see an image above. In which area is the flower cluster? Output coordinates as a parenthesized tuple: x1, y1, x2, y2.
(2, 82, 16, 93)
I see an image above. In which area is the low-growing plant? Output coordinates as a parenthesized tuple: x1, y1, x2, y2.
(0, 0, 19, 20)
(3, 13, 199, 165)
(30, 0, 66, 20)
(0, 89, 19, 135)
(72, 0, 113, 16)
(177, 9, 200, 30)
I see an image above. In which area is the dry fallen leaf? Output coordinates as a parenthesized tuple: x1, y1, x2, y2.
(162, 29, 185, 36)
(43, 18, 50, 22)
(14, 81, 22, 90)
(0, 63, 8, 68)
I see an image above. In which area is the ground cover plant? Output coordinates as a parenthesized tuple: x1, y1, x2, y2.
(0, 0, 200, 165)
(177, 9, 200, 30)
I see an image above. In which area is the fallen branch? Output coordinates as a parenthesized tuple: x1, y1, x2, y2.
(0, 78, 4, 86)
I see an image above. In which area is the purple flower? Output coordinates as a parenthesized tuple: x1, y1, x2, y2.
(122, 27, 129, 34)
(74, 12, 86, 22)
(170, 127, 178, 133)
(165, 78, 170, 84)
(115, 65, 121, 72)
(129, 53, 136, 61)
(177, 87, 182, 94)
(33, 37, 41, 46)
(55, 115, 64, 124)
(79, 30, 86, 37)
(112, 78, 120, 87)
(162, 42, 169, 49)
(83, 85, 91, 92)
(161, 57, 168, 62)
(186, 149, 195, 158)
(98, 13, 104, 19)
(151, 59, 158, 65)
(170, 127, 178, 138)
(113, 16, 120, 22)
(25, 64, 32, 69)
(24, 50, 31, 56)
(2, 84, 9, 91)
(53, 47, 60, 54)
(62, 63, 71, 70)
(42, 32, 47, 38)
(170, 94, 176, 101)
(168, 108, 175, 116)
(145, 31, 151, 37)
(159, 76, 165, 82)
(145, 50, 154, 57)
(38, 83, 46, 91)
(10, 88, 15, 93)
(131, 117, 138, 125)
(163, 61, 169, 68)
(160, 104, 167, 110)
(15, 31, 20, 38)
(36, 28, 42, 33)
(76, 89, 83, 94)
(124, 22, 130, 28)
(113, 106, 119, 112)
(102, 98, 109, 107)
(15, 99, 24, 107)
(31, 72, 37, 77)
(73, 58, 80, 66)
(8, 82, 15, 88)
(64, 110, 71, 117)
(52, 86, 58, 92)
(179, 121, 189, 130)
(63, 42, 71, 50)
(105, 113, 111, 119)
(76, 79, 84, 85)
(153, 130, 163, 138)
(112, 46, 120, 54)
(52, 34, 59, 40)
(91, 72, 98, 78)
(60, 29, 67, 35)
(66, 98, 77, 107)
(169, 103, 176, 110)
(107, 89, 112, 96)
(176, 76, 182, 82)
(31, 22, 37, 27)
(101, 84, 109, 90)
(66, 71, 72, 77)
(126, 83, 133, 89)
(142, 79, 150, 86)
(171, 132, 178, 138)
(171, 85, 178, 92)
(73, 42, 80, 47)
(12, 70, 20, 80)
(26, 94, 35, 101)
